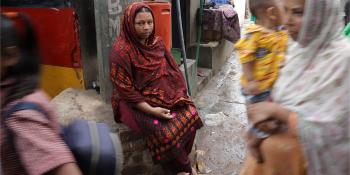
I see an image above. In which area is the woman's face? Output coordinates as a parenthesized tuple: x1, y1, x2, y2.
(283, 0, 305, 41)
(134, 11, 154, 42)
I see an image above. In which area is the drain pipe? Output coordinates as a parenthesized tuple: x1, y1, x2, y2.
(175, 0, 192, 96)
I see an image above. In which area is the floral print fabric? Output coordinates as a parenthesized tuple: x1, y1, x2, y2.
(272, 0, 350, 174)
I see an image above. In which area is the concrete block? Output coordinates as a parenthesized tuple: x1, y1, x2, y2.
(196, 67, 213, 94)
(179, 59, 197, 94)
(187, 40, 234, 75)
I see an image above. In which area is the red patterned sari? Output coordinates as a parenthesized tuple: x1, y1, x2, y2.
(109, 2, 203, 172)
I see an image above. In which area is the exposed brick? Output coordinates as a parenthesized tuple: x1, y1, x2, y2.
(122, 165, 148, 175)
(122, 139, 147, 153)
(132, 153, 144, 164)
(118, 128, 144, 142)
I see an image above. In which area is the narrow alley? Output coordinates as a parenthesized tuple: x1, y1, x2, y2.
(193, 52, 247, 175)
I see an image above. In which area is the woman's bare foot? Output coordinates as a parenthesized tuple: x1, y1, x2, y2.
(177, 172, 190, 175)
(192, 167, 198, 175)
(176, 167, 197, 175)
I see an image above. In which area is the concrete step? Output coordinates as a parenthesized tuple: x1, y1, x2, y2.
(195, 67, 213, 94)
(180, 59, 198, 95)
(200, 41, 220, 48)
(179, 59, 213, 96)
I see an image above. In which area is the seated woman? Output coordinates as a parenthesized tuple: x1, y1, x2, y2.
(240, 0, 350, 174)
(109, 2, 203, 175)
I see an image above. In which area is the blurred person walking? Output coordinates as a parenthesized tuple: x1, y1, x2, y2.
(0, 13, 82, 175)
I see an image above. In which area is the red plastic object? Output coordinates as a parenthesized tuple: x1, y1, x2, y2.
(144, 1, 172, 50)
(1, 8, 82, 68)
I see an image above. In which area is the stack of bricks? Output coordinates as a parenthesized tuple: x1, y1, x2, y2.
(116, 126, 165, 174)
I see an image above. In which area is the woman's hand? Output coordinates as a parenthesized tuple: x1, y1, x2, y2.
(245, 130, 265, 163)
(150, 107, 173, 119)
(135, 102, 173, 119)
(244, 81, 261, 95)
(247, 102, 290, 127)
(256, 119, 282, 134)
(245, 102, 292, 163)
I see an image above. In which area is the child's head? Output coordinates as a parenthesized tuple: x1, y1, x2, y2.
(1, 13, 41, 105)
(1, 13, 40, 80)
(249, 0, 284, 28)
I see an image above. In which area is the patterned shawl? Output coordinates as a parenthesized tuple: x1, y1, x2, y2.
(272, 0, 350, 174)
(109, 2, 190, 121)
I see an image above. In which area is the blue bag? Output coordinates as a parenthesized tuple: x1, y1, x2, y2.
(3, 102, 123, 175)
(62, 119, 123, 175)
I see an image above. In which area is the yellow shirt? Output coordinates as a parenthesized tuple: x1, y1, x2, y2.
(235, 24, 288, 92)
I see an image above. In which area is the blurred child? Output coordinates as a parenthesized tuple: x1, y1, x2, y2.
(234, 0, 288, 136)
(0, 13, 82, 175)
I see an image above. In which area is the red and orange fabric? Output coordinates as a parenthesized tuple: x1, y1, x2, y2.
(109, 2, 203, 166)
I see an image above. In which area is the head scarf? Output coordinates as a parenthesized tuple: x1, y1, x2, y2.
(114, 2, 178, 60)
(272, 0, 350, 174)
(117, 2, 163, 57)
